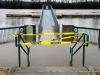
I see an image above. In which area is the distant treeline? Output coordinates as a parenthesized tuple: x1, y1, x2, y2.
(0, 1, 100, 9)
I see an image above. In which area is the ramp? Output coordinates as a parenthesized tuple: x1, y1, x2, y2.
(38, 5, 59, 41)
(7, 67, 96, 75)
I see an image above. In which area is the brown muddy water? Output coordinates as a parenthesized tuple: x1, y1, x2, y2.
(0, 9, 100, 67)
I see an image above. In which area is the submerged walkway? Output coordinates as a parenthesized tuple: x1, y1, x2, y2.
(41, 10, 55, 26)
(40, 9, 57, 41)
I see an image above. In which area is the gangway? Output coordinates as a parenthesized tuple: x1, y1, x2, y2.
(38, 5, 59, 41)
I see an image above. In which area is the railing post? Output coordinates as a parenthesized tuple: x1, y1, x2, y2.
(75, 27, 78, 41)
(18, 33, 21, 67)
(70, 47, 73, 66)
(76, 28, 78, 41)
(86, 34, 89, 47)
(27, 47, 30, 67)
(15, 35, 17, 47)
(70, 47, 73, 61)
(82, 34, 85, 67)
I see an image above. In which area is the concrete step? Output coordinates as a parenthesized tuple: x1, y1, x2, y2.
(7, 67, 97, 75)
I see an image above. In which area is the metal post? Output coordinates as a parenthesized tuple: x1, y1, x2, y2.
(76, 28, 78, 41)
(27, 47, 30, 67)
(86, 34, 89, 47)
(82, 34, 85, 67)
(74, 27, 78, 40)
(15, 36, 17, 47)
(98, 30, 100, 48)
(70, 47, 73, 67)
(70, 47, 73, 62)
(18, 34, 21, 67)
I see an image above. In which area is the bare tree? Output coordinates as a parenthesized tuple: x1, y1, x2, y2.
(48, 0, 51, 2)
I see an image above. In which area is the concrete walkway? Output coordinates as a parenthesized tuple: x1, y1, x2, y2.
(7, 67, 98, 75)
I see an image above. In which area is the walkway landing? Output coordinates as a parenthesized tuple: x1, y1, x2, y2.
(7, 67, 97, 75)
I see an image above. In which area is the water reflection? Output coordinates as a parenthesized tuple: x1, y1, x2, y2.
(58, 17, 100, 29)
(5, 17, 39, 26)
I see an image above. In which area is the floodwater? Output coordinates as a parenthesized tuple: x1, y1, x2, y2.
(0, 9, 100, 67)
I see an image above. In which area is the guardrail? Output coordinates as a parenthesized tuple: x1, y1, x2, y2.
(15, 33, 30, 67)
(0, 25, 100, 45)
(0, 25, 99, 67)
(0, 26, 24, 44)
(38, 5, 59, 33)
(74, 26, 100, 44)
(70, 33, 89, 67)
(15, 32, 89, 67)
(38, 5, 44, 33)
(51, 6, 59, 32)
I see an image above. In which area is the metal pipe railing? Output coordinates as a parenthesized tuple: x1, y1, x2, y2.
(51, 6, 59, 32)
(0, 26, 24, 44)
(38, 5, 44, 33)
(16, 33, 30, 67)
(70, 33, 89, 67)
(0, 26, 23, 30)
(74, 26, 100, 44)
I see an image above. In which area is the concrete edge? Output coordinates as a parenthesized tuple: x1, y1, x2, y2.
(7, 67, 17, 75)
(86, 66, 97, 75)
(94, 67, 100, 75)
